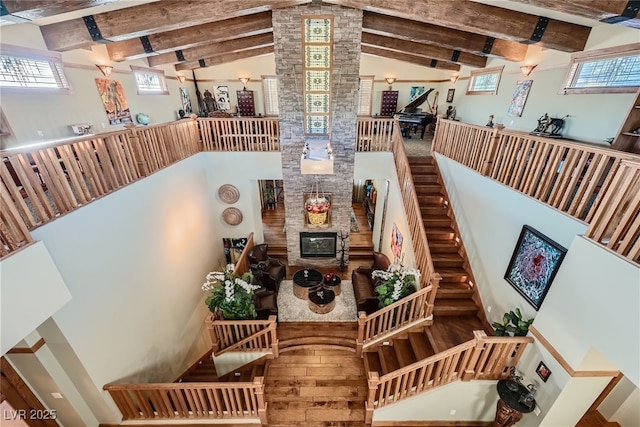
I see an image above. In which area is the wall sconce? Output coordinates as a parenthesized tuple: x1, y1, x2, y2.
(385, 76, 396, 89)
(177, 75, 186, 83)
(96, 65, 113, 77)
(239, 77, 250, 90)
(520, 65, 537, 77)
(450, 74, 459, 84)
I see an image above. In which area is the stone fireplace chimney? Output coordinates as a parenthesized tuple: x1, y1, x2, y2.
(273, 4, 362, 269)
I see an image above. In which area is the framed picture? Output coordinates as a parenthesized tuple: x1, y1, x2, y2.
(410, 86, 425, 102)
(179, 87, 193, 115)
(504, 225, 567, 310)
(391, 222, 404, 264)
(214, 85, 230, 111)
(507, 80, 533, 117)
(95, 79, 132, 125)
(446, 88, 455, 103)
(536, 361, 551, 382)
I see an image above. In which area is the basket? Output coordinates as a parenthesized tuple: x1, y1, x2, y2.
(308, 212, 328, 225)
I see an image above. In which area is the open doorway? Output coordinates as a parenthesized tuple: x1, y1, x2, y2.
(258, 179, 283, 211)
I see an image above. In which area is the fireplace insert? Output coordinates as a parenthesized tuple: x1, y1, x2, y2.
(300, 232, 337, 258)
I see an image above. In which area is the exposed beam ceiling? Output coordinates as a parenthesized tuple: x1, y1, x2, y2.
(361, 33, 487, 68)
(0, 0, 118, 21)
(507, 0, 640, 29)
(39, 0, 308, 51)
(106, 11, 273, 62)
(148, 33, 274, 67)
(327, 0, 591, 52)
(175, 46, 275, 71)
(361, 46, 461, 72)
(362, 12, 527, 62)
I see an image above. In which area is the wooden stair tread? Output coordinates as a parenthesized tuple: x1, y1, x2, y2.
(408, 331, 435, 360)
(432, 253, 465, 267)
(436, 282, 474, 299)
(377, 345, 400, 374)
(363, 351, 382, 374)
(393, 338, 417, 367)
(428, 241, 461, 253)
(433, 299, 479, 316)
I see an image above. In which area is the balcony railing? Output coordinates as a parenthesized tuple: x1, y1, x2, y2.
(433, 119, 640, 265)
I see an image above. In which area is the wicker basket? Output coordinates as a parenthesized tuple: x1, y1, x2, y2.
(308, 212, 328, 225)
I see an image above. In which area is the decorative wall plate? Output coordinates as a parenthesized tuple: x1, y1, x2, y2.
(218, 184, 240, 204)
(222, 207, 243, 226)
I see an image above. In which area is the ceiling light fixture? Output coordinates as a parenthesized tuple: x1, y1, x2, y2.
(95, 65, 113, 77)
(520, 65, 537, 77)
(239, 77, 250, 90)
(177, 75, 186, 83)
(450, 74, 459, 84)
(384, 76, 396, 89)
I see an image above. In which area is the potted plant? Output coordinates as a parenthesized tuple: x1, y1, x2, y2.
(372, 264, 420, 308)
(201, 264, 261, 320)
(492, 308, 534, 336)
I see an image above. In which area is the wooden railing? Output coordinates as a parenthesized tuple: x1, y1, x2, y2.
(356, 286, 434, 355)
(356, 117, 396, 151)
(0, 119, 199, 257)
(198, 117, 280, 152)
(433, 119, 640, 265)
(355, 119, 440, 349)
(585, 160, 640, 263)
(365, 331, 533, 420)
(104, 377, 267, 423)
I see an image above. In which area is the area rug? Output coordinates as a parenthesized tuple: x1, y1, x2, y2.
(403, 135, 433, 157)
(277, 280, 358, 322)
(350, 208, 360, 232)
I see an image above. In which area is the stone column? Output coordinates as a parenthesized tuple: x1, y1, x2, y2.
(272, 4, 362, 269)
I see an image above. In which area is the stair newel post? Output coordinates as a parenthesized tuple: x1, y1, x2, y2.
(462, 330, 487, 381)
(356, 311, 367, 357)
(205, 315, 220, 353)
(253, 377, 268, 425)
(426, 272, 441, 320)
(366, 371, 379, 424)
(268, 315, 279, 358)
(124, 124, 149, 177)
(481, 127, 501, 177)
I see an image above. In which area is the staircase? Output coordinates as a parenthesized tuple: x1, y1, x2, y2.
(177, 349, 266, 383)
(409, 156, 482, 318)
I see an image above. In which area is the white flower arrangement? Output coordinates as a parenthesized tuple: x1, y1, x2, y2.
(372, 263, 420, 308)
(202, 263, 261, 319)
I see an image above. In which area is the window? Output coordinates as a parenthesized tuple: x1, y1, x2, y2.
(0, 44, 69, 92)
(131, 65, 168, 95)
(466, 66, 504, 95)
(561, 43, 640, 94)
(357, 76, 374, 116)
(303, 16, 333, 135)
(262, 76, 279, 116)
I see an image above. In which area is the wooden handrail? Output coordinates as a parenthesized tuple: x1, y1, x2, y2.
(356, 286, 434, 355)
(104, 377, 266, 423)
(366, 331, 533, 411)
(433, 119, 640, 265)
(585, 159, 640, 263)
(206, 315, 278, 356)
(198, 117, 280, 152)
(232, 232, 255, 276)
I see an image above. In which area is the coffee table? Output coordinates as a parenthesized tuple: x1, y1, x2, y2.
(292, 268, 323, 300)
(308, 287, 336, 314)
(322, 274, 342, 296)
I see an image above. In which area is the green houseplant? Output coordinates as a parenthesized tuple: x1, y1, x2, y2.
(492, 308, 534, 336)
(201, 264, 260, 320)
(372, 264, 420, 308)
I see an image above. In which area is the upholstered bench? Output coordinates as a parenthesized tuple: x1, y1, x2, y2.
(351, 251, 391, 315)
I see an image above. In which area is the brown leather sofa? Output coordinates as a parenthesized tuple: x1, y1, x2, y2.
(351, 251, 391, 315)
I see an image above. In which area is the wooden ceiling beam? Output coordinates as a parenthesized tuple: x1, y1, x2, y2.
(331, 0, 591, 52)
(107, 11, 273, 62)
(508, 0, 640, 29)
(0, 0, 118, 20)
(361, 46, 460, 71)
(363, 12, 527, 62)
(361, 33, 487, 68)
(149, 33, 274, 67)
(175, 46, 275, 71)
(39, 1, 307, 51)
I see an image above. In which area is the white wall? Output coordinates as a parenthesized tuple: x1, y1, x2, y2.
(0, 241, 72, 354)
(450, 25, 639, 144)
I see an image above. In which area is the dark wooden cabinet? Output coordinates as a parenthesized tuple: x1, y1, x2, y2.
(380, 91, 398, 117)
(236, 90, 255, 116)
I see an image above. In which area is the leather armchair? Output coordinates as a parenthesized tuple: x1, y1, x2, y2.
(248, 243, 286, 293)
(351, 251, 391, 315)
(253, 288, 278, 321)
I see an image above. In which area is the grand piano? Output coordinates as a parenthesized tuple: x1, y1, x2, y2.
(396, 88, 436, 139)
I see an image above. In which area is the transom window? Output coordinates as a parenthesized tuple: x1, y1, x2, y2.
(466, 66, 504, 95)
(302, 16, 333, 135)
(0, 44, 69, 92)
(561, 43, 640, 94)
(131, 65, 169, 95)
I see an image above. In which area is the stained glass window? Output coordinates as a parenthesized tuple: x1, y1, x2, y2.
(303, 16, 332, 136)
